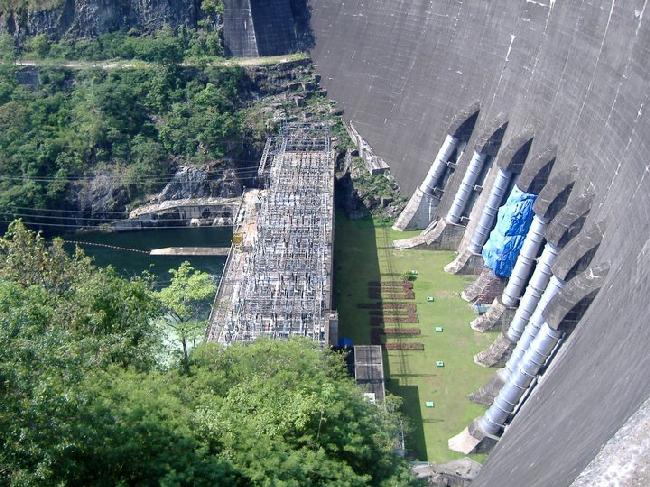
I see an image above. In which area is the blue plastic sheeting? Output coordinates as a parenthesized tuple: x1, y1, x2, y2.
(338, 337, 354, 348)
(482, 186, 537, 277)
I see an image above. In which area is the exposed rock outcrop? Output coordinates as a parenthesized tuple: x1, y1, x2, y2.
(336, 156, 405, 220)
(1, 0, 202, 40)
(70, 173, 130, 220)
(412, 458, 482, 486)
(154, 165, 242, 202)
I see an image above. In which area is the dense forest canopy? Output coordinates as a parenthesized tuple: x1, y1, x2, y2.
(0, 0, 243, 220)
(0, 221, 419, 485)
(0, 61, 246, 216)
(14, 27, 224, 63)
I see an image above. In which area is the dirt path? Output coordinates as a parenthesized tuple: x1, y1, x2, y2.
(12, 53, 308, 70)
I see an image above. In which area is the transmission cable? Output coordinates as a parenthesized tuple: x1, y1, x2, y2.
(0, 219, 235, 230)
(1, 212, 235, 223)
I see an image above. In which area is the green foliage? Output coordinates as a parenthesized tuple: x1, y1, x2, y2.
(201, 0, 224, 16)
(17, 27, 224, 63)
(136, 27, 185, 64)
(198, 0, 225, 42)
(0, 7, 224, 61)
(349, 158, 407, 218)
(0, 222, 418, 485)
(37, 368, 238, 485)
(191, 340, 419, 486)
(0, 33, 15, 62)
(157, 262, 216, 372)
(26, 33, 50, 57)
(0, 221, 162, 368)
(0, 64, 245, 213)
(186, 30, 224, 59)
(331, 118, 355, 152)
(159, 79, 242, 159)
(158, 261, 215, 320)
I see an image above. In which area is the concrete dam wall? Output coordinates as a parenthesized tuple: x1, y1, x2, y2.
(223, 0, 300, 56)
(306, 1, 650, 486)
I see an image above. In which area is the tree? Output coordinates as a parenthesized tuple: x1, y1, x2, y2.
(0, 226, 418, 485)
(202, 0, 224, 16)
(0, 32, 16, 62)
(188, 30, 223, 58)
(128, 26, 185, 65)
(0, 222, 175, 485)
(26, 33, 50, 58)
(42, 368, 239, 485)
(0, 221, 162, 368)
(191, 339, 421, 486)
(159, 77, 242, 160)
(157, 261, 216, 372)
(0, 50, 247, 214)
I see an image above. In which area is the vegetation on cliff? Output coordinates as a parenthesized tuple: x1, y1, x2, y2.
(1, 0, 224, 61)
(0, 1, 239, 220)
(17, 26, 224, 64)
(0, 0, 63, 14)
(0, 222, 418, 485)
(0, 61, 245, 216)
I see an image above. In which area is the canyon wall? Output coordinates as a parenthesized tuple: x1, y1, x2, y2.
(0, 0, 202, 39)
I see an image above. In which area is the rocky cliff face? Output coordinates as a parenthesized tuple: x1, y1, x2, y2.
(1, 0, 202, 39)
(153, 165, 242, 202)
(68, 164, 243, 222)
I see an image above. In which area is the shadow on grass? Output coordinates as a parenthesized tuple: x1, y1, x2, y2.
(332, 211, 382, 345)
(389, 373, 439, 378)
(386, 377, 428, 460)
(332, 208, 427, 460)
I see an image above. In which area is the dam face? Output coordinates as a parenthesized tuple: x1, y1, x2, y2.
(305, 1, 650, 486)
(223, 0, 299, 56)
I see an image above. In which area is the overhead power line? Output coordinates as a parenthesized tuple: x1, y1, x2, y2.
(0, 165, 265, 184)
(0, 219, 235, 230)
(1, 212, 233, 223)
(9, 206, 130, 215)
(4, 196, 244, 216)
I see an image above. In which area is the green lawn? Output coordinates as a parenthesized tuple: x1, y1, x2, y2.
(333, 212, 497, 463)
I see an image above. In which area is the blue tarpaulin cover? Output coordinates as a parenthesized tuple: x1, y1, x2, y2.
(338, 337, 354, 348)
(482, 186, 537, 277)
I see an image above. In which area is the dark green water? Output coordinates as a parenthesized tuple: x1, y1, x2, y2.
(62, 227, 232, 287)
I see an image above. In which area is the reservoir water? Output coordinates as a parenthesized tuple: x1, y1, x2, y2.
(62, 227, 232, 287)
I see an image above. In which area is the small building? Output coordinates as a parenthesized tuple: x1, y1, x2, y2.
(353, 345, 386, 403)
